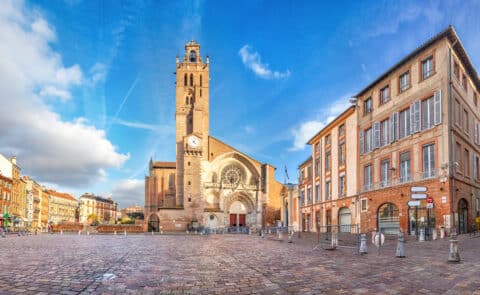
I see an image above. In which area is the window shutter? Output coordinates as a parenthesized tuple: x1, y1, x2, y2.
(360, 129, 364, 154)
(473, 154, 477, 181)
(475, 121, 478, 145)
(374, 122, 380, 149)
(410, 103, 415, 134)
(414, 100, 421, 133)
(434, 90, 442, 125)
(392, 112, 399, 142)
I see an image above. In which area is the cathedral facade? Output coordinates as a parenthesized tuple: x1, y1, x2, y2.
(145, 41, 285, 232)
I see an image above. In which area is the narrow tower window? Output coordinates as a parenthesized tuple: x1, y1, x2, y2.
(190, 74, 194, 86)
(189, 50, 197, 62)
(200, 75, 202, 87)
(185, 97, 189, 105)
(184, 73, 187, 86)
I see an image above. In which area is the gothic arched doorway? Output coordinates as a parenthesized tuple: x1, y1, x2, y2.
(229, 200, 247, 227)
(148, 214, 160, 232)
(458, 198, 468, 234)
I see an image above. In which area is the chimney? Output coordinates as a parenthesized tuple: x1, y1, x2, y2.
(10, 156, 16, 165)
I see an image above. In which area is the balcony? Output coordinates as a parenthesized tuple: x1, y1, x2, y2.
(361, 169, 441, 193)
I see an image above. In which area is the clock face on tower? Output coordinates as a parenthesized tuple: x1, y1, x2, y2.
(187, 135, 201, 148)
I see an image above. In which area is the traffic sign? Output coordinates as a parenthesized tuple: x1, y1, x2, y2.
(411, 186, 427, 192)
(426, 203, 434, 209)
(426, 197, 433, 203)
(408, 200, 420, 206)
(411, 193, 427, 199)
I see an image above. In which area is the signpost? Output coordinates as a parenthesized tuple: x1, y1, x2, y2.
(411, 187, 427, 193)
(408, 200, 420, 206)
(411, 193, 427, 199)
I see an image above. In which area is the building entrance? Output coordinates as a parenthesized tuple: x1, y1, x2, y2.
(148, 214, 160, 232)
(408, 201, 436, 239)
(458, 198, 468, 234)
(229, 214, 246, 226)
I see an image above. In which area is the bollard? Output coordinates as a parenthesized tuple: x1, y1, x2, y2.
(288, 231, 293, 243)
(1, 231, 5, 238)
(448, 233, 461, 263)
(359, 234, 368, 254)
(330, 232, 338, 250)
(160, 230, 163, 235)
(261, 230, 265, 238)
(419, 228, 425, 242)
(278, 231, 283, 240)
(78, 230, 81, 235)
(440, 227, 445, 239)
(124, 230, 127, 236)
(114, 231, 117, 235)
(60, 230, 63, 235)
(87, 231, 90, 236)
(396, 232, 405, 258)
(432, 228, 437, 240)
(248, 227, 251, 235)
(186, 229, 189, 235)
(151, 230, 154, 236)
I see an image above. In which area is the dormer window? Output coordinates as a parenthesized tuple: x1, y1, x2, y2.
(189, 50, 197, 62)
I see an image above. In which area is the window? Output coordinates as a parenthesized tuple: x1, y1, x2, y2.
(315, 157, 319, 177)
(453, 61, 459, 79)
(200, 75, 202, 87)
(422, 144, 435, 178)
(315, 184, 320, 202)
(380, 85, 390, 104)
(422, 55, 434, 80)
(364, 97, 372, 114)
(474, 155, 479, 180)
(325, 135, 331, 145)
(190, 74, 194, 86)
(464, 109, 469, 134)
(462, 74, 467, 91)
(168, 174, 175, 189)
(307, 187, 311, 203)
(325, 180, 331, 200)
(456, 142, 462, 172)
(189, 50, 197, 62)
(300, 169, 304, 181)
(339, 142, 345, 166)
(339, 124, 345, 136)
(307, 166, 312, 180)
(474, 93, 478, 107)
(301, 190, 305, 206)
(399, 108, 410, 139)
(421, 96, 434, 129)
(364, 165, 372, 190)
(465, 149, 470, 177)
(399, 151, 411, 183)
(325, 151, 331, 172)
(365, 127, 372, 153)
(315, 142, 320, 153)
(381, 119, 389, 146)
(455, 99, 461, 126)
(339, 175, 345, 197)
(381, 159, 390, 187)
(399, 71, 410, 92)
(184, 73, 188, 86)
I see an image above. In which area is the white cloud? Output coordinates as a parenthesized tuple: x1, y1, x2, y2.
(239, 45, 290, 80)
(290, 94, 353, 151)
(110, 179, 144, 208)
(0, 0, 129, 187)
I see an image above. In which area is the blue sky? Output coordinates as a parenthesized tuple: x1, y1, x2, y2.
(0, 0, 479, 208)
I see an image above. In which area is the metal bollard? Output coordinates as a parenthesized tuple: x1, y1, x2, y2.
(261, 230, 265, 238)
(288, 231, 293, 243)
(160, 230, 163, 235)
(151, 230, 154, 236)
(60, 230, 63, 235)
(432, 229, 437, 240)
(114, 231, 117, 235)
(278, 230, 283, 240)
(440, 227, 445, 239)
(87, 231, 90, 236)
(330, 232, 338, 250)
(248, 227, 251, 235)
(78, 230, 81, 235)
(396, 232, 405, 258)
(419, 228, 425, 242)
(2, 231, 6, 238)
(448, 233, 461, 263)
(359, 234, 368, 254)
(186, 229, 189, 234)
(124, 230, 127, 236)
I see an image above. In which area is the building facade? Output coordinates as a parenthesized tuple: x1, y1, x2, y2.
(79, 193, 117, 224)
(0, 174, 12, 227)
(48, 190, 77, 224)
(281, 184, 298, 230)
(145, 41, 285, 232)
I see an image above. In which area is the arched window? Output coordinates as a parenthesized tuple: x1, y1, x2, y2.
(377, 203, 399, 234)
(200, 75, 202, 87)
(338, 207, 351, 232)
(184, 73, 187, 86)
(189, 50, 197, 62)
(190, 74, 194, 86)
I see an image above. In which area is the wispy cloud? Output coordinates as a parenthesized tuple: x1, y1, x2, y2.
(290, 94, 353, 151)
(239, 45, 290, 80)
(107, 75, 139, 132)
(112, 118, 173, 135)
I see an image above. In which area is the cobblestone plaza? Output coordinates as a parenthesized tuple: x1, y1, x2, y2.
(0, 234, 479, 294)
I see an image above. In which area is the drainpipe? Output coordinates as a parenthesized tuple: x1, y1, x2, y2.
(448, 44, 456, 234)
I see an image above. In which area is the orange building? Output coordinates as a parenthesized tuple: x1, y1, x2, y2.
(0, 174, 13, 228)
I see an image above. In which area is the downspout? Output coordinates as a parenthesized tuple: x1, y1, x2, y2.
(448, 43, 456, 234)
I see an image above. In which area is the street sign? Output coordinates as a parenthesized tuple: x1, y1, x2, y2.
(426, 197, 433, 203)
(411, 193, 427, 199)
(426, 203, 434, 209)
(411, 186, 427, 192)
(408, 200, 420, 206)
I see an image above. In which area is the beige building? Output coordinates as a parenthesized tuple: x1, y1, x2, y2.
(298, 106, 358, 232)
(47, 190, 77, 224)
(145, 41, 285, 232)
(79, 193, 117, 224)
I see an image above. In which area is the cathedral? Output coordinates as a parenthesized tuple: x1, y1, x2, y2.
(144, 41, 286, 232)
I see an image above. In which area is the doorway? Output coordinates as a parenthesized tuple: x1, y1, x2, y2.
(458, 198, 468, 234)
(148, 214, 160, 232)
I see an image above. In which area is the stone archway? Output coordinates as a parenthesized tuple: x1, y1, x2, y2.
(224, 193, 256, 228)
(148, 213, 160, 232)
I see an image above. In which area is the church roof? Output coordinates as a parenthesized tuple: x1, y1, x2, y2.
(209, 136, 264, 167)
(152, 161, 176, 169)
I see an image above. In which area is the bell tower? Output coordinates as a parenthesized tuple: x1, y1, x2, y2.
(175, 40, 209, 220)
